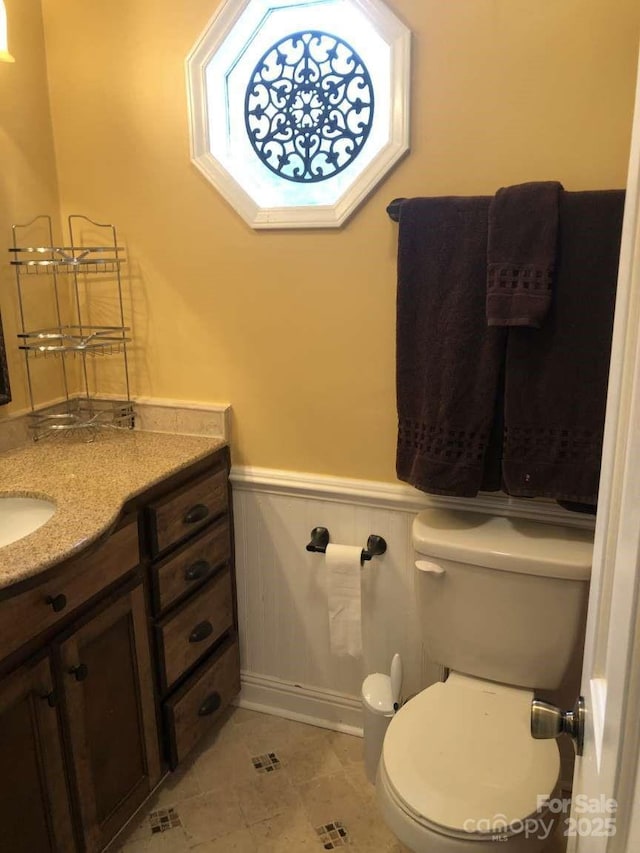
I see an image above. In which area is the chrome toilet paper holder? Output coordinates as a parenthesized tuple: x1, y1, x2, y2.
(306, 527, 387, 565)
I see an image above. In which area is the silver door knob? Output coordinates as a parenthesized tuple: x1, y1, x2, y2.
(531, 696, 585, 756)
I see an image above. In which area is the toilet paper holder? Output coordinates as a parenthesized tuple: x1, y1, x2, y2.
(306, 527, 387, 565)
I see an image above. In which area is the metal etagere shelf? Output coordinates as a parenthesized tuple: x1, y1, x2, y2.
(17, 325, 131, 356)
(9, 214, 134, 440)
(9, 244, 123, 275)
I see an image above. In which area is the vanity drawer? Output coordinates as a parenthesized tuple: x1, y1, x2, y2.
(164, 637, 240, 768)
(147, 465, 228, 557)
(157, 568, 233, 691)
(0, 521, 139, 663)
(152, 518, 231, 615)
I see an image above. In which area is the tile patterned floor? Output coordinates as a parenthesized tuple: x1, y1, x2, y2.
(111, 707, 568, 853)
(111, 707, 409, 853)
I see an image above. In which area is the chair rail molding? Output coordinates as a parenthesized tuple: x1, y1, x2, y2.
(230, 465, 595, 529)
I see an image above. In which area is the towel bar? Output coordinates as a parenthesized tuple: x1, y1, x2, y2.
(306, 527, 387, 565)
(386, 197, 406, 222)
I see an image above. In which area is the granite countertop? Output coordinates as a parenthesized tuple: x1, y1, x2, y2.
(0, 430, 226, 591)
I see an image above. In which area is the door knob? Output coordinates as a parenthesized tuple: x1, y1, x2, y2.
(531, 696, 585, 756)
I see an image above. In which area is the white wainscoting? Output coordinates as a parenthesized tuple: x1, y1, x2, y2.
(231, 467, 594, 733)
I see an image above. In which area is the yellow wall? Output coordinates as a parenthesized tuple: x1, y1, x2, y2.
(38, 0, 640, 480)
(0, 0, 63, 418)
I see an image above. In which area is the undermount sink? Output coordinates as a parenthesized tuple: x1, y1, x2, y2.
(0, 496, 56, 548)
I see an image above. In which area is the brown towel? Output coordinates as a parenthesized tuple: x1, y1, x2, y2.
(487, 181, 563, 327)
(502, 190, 625, 504)
(0, 311, 10, 406)
(396, 197, 506, 497)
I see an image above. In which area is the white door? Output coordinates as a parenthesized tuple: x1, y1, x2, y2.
(568, 51, 640, 853)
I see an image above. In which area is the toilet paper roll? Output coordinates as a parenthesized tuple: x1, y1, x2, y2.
(326, 543, 362, 658)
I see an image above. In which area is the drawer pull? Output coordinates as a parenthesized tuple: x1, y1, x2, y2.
(183, 504, 210, 525)
(189, 621, 214, 644)
(69, 663, 89, 682)
(198, 691, 222, 717)
(184, 560, 212, 583)
(45, 593, 67, 613)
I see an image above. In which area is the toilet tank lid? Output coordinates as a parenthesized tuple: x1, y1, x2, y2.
(412, 509, 593, 580)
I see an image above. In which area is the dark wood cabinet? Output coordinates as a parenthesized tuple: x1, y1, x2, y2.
(0, 521, 139, 664)
(156, 566, 234, 692)
(59, 580, 162, 853)
(151, 517, 231, 613)
(0, 655, 75, 853)
(0, 444, 239, 852)
(0, 540, 161, 853)
(147, 464, 229, 556)
(146, 447, 240, 770)
(164, 636, 240, 767)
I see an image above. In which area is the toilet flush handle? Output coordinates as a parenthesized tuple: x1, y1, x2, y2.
(415, 560, 446, 576)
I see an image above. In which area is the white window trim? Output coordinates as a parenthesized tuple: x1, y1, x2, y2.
(186, 0, 411, 229)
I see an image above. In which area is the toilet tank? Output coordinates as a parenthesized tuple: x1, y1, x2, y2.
(413, 509, 593, 690)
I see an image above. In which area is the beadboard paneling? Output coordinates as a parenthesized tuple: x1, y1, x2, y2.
(232, 469, 594, 730)
(232, 481, 443, 727)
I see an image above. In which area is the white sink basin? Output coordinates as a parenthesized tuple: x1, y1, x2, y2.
(0, 496, 56, 548)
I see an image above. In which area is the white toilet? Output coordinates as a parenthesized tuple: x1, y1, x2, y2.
(376, 508, 593, 853)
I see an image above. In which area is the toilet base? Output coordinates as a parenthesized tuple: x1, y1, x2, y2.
(376, 759, 557, 853)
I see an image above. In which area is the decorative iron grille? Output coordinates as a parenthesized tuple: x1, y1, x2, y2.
(245, 30, 374, 183)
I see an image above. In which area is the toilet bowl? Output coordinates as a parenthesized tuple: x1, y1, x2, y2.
(374, 508, 593, 853)
(376, 673, 560, 852)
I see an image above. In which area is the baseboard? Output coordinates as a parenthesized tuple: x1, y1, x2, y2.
(234, 671, 364, 737)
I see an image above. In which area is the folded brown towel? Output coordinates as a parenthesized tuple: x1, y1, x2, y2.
(502, 190, 625, 504)
(487, 181, 563, 327)
(396, 197, 506, 497)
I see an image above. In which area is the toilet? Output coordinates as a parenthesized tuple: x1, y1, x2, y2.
(376, 508, 593, 853)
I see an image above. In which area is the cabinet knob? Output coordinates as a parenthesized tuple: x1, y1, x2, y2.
(198, 692, 221, 717)
(45, 593, 67, 613)
(183, 504, 210, 525)
(184, 560, 211, 583)
(41, 689, 58, 708)
(189, 621, 213, 644)
(69, 663, 89, 682)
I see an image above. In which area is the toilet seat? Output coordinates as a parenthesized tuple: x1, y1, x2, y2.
(381, 672, 560, 838)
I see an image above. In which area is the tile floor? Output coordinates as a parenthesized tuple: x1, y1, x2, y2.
(112, 707, 568, 853)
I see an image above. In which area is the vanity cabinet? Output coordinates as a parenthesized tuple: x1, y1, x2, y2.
(145, 448, 241, 769)
(58, 579, 162, 853)
(0, 654, 75, 853)
(0, 443, 240, 852)
(0, 519, 139, 664)
(0, 519, 162, 853)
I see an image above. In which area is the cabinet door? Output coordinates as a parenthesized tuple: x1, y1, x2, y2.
(59, 581, 162, 853)
(0, 656, 75, 853)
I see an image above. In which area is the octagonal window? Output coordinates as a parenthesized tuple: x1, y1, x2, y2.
(187, 0, 411, 229)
